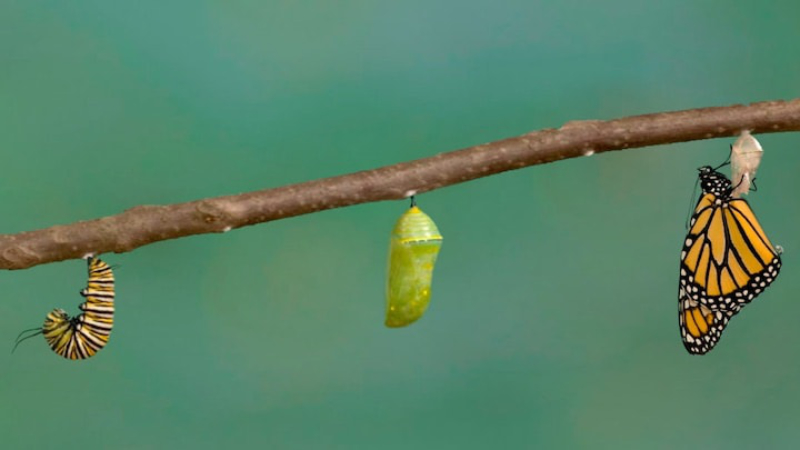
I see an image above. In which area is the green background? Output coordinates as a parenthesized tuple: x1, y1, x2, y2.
(2, 1, 800, 449)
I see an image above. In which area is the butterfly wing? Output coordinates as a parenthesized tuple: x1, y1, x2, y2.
(679, 286, 737, 355)
(679, 194, 781, 312)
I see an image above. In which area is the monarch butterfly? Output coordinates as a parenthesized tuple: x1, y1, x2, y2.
(386, 199, 443, 328)
(13, 256, 115, 360)
(679, 166, 781, 354)
(730, 130, 763, 198)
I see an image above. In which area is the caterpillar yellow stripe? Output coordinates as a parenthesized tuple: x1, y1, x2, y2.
(385, 203, 443, 328)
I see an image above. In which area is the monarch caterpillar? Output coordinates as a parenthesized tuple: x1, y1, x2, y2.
(730, 130, 763, 198)
(385, 199, 443, 328)
(678, 166, 781, 354)
(13, 256, 115, 360)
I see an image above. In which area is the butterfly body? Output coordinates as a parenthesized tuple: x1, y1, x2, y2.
(678, 166, 781, 354)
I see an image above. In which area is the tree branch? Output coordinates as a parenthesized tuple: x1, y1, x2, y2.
(3, 99, 800, 270)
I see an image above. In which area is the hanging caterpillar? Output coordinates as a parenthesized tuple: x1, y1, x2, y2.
(385, 199, 443, 328)
(13, 256, 115, 360)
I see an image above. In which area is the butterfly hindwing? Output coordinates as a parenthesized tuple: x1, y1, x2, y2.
(679, 286, 737, 355)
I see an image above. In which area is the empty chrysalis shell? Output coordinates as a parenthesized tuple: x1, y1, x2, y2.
(385, 203, 443, 328)
(730, 130, 763, 198)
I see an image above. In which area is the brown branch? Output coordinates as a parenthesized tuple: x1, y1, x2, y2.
(3, 99, 800, 270)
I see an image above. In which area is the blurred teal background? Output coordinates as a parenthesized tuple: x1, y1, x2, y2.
(2, 1, 800, 448)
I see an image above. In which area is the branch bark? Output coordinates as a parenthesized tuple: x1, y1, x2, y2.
(4, 99, 800, 270)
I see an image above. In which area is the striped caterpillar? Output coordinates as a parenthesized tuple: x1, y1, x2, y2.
(14, 256, 115, 360)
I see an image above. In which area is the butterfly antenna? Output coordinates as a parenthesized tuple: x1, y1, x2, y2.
(713, 148, 731, 171)
(685, 177, 700, 230)
(12, 328, 42, 354)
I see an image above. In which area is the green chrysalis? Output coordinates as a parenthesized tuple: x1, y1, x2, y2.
(385, 200, 443, 328)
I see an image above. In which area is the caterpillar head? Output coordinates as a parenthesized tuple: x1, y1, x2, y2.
(44, 308, 71, 329)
